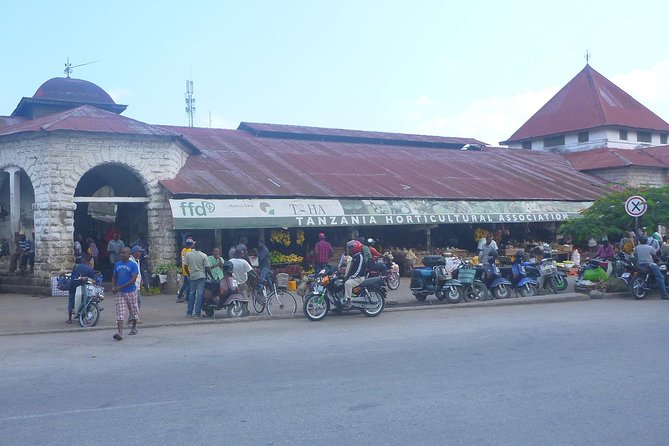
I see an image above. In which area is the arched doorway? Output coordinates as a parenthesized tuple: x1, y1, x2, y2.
(74, 163, 148, 277)
(0, 167, 36, 270)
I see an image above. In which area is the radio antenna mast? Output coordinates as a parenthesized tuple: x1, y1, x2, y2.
(185, 78, 195, 127)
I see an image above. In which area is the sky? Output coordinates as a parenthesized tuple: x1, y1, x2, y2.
(2, 0, 669, 146)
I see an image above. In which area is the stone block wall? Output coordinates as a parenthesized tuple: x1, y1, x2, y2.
(0, 132, 190, 285)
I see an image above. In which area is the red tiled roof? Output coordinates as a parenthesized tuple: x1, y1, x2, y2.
(160, 126, 604, 201)
(564, 146, 669, 170)
(32, 77, 116, 104)
(503, 65, 669, 144)
(0, 105, 179, 137)
(238, 122, 487, 148)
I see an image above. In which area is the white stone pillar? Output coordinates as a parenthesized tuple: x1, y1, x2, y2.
(6, 167, 21, 235)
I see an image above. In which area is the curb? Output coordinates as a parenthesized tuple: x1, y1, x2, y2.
(0, 291, 597, 337)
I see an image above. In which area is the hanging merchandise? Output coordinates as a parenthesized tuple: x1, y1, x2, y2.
(296, 229, 305, 246)
(270, 229, 291, 247)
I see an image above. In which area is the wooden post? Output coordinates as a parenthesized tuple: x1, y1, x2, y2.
(426, 227, 432, 253)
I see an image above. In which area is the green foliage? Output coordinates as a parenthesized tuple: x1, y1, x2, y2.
(155, 263, 179, 274)
(559, 185, 669, 244)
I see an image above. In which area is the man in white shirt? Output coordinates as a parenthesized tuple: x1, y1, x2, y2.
(479, 234, 498, 265)
(229, 249, 256, 298)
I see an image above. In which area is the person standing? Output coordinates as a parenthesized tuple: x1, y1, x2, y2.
(257, 239, 271, 284)
(314, 232, 334, 272)
(229, 249, 255, 298)
(479, 235, 499, 265)
(66, 255, 97, 324)
(208, 247, 225, 281)
(130, 245, 143, 311)
(86, 237, 99, 270)
(236, 237, 249, 260)
(73, 234, 83, 263)
(112, 247, 139, 340)
(176, 237, 194, 302)
(183, 241, 211, 318)
(107, 232, 125, 267)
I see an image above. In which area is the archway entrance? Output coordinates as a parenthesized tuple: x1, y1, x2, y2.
(0, 167, 36, 272)
(74, 164, 148, 277)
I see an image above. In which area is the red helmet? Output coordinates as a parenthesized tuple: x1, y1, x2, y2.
(346, 239, 363, 254)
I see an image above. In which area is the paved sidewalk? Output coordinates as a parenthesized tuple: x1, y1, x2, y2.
(0, 277, 628, 337)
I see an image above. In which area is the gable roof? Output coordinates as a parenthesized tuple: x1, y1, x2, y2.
(159, 125, 605, 202)
(238, 122, 487, 148)
(564, 146, 669, 170)
(502, 65, 669, 144)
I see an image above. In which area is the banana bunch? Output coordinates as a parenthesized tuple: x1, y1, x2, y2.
(296, 229, 305, 246)
(270, 229, 291, 247)
(269, 250, 303, 264)
(474, 227, 489, 242)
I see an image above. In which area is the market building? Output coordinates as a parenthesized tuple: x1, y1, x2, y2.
(0, 75, 607, 292)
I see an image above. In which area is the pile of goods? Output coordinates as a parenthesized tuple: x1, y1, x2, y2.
(270, 229, 291, 247)
(270, 251, 304, 264)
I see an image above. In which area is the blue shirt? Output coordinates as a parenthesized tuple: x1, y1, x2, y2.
(114, 260, 139, 293)
(69, 263, 96, 291)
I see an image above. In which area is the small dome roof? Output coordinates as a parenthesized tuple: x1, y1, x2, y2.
(32, 77, 116, 105)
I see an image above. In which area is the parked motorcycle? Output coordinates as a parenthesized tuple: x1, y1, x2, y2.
(73, 277, 105, 327)
(368, 255, 401, 290)
(523, 251, 566, 294)
(454, 261, 487, 302)
(201, 266, 249, 318)
(506, 251, 539, 297)
(410, 255, 463, 303)
(303, 270, 386, 321)
(481, 258, 513, 299)
(630, 259, 669, 300)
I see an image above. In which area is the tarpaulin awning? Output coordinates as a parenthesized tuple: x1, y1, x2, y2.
(170, 198, 590, 230)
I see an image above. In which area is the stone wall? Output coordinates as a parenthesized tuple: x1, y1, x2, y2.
(590, 166, 666, 188)
(0, 132, 190, 285)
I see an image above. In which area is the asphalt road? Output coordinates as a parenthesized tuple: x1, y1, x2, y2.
(1, 299, 668, 446)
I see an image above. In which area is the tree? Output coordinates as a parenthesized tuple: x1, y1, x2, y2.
(559, 185, 669, 245)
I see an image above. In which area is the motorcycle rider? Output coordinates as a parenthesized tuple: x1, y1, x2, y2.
(365, 238, 388, 276)
(634, 235, 669, 299)
(344, 239, 366, 305)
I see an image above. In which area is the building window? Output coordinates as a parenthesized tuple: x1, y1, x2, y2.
(578, 131, 589, 142)
(637, 131, 652, 143)
(544, 135, 565, 148)
(522, 140, 532, 150)
(661, 134, 668, 144)
(619, 129, 628, 140)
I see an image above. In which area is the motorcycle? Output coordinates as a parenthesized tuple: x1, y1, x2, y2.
(523, 251, 567, 294)
(481, 258, 513, 299)
(453, 261, 487, 302)
(630, 259, 669, 300)
(303, 270, 386, 321)
(201, 275, 249, 318)
(410, 255, 463, 303)
(73, 277, 105, 327)
(505, 251, 539, 297)
(367, 255, 401, 291)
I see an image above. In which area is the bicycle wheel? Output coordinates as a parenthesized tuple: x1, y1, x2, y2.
(252, 286, 267, 313)
(266, 289, 297, 316)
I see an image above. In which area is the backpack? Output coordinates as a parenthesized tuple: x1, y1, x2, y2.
(57, 273, 71, 291)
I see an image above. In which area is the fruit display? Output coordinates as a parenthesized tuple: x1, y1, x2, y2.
(270, 229, 290, 247)
(474, 227, 489, 242)
(296, 229, 305, 246)
(270, 250, 303, 264)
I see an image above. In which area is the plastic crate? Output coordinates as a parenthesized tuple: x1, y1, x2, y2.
(457, 268, 476, 285)
(275, 273, 289, 288)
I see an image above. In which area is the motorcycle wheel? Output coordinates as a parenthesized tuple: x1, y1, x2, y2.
(413, 293, 427, 302)
(554, 275, 568, 292)
(361, 290, 385, 317)
(227, 301, 248, 318)
(303, 293, 329, 321)
(547, 277, 558, 295)
(631, 277, 646, 300)
(444, 286, 462, 304)
(386, 272, 401, 290)
(519, 283, 538, 297)
(79, 302, 100, 328)
(492, 284, 510, 299)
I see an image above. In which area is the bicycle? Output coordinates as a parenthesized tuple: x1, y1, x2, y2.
(252, 272, 297, 316)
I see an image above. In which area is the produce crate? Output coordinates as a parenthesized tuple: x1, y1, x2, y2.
(275, 273, 289, 288)
(273, 264, 302, 276)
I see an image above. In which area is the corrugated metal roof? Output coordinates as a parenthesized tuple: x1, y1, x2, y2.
(0, 105, 179, 137)
(238, 122, 487, 148)
(503, 65, 669, 144)
(565, 147, 669, 170)
(160, 126, 605, 201)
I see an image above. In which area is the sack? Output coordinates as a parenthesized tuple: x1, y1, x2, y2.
(57, 273, 71, 291)
(583, 267, 608, 282)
